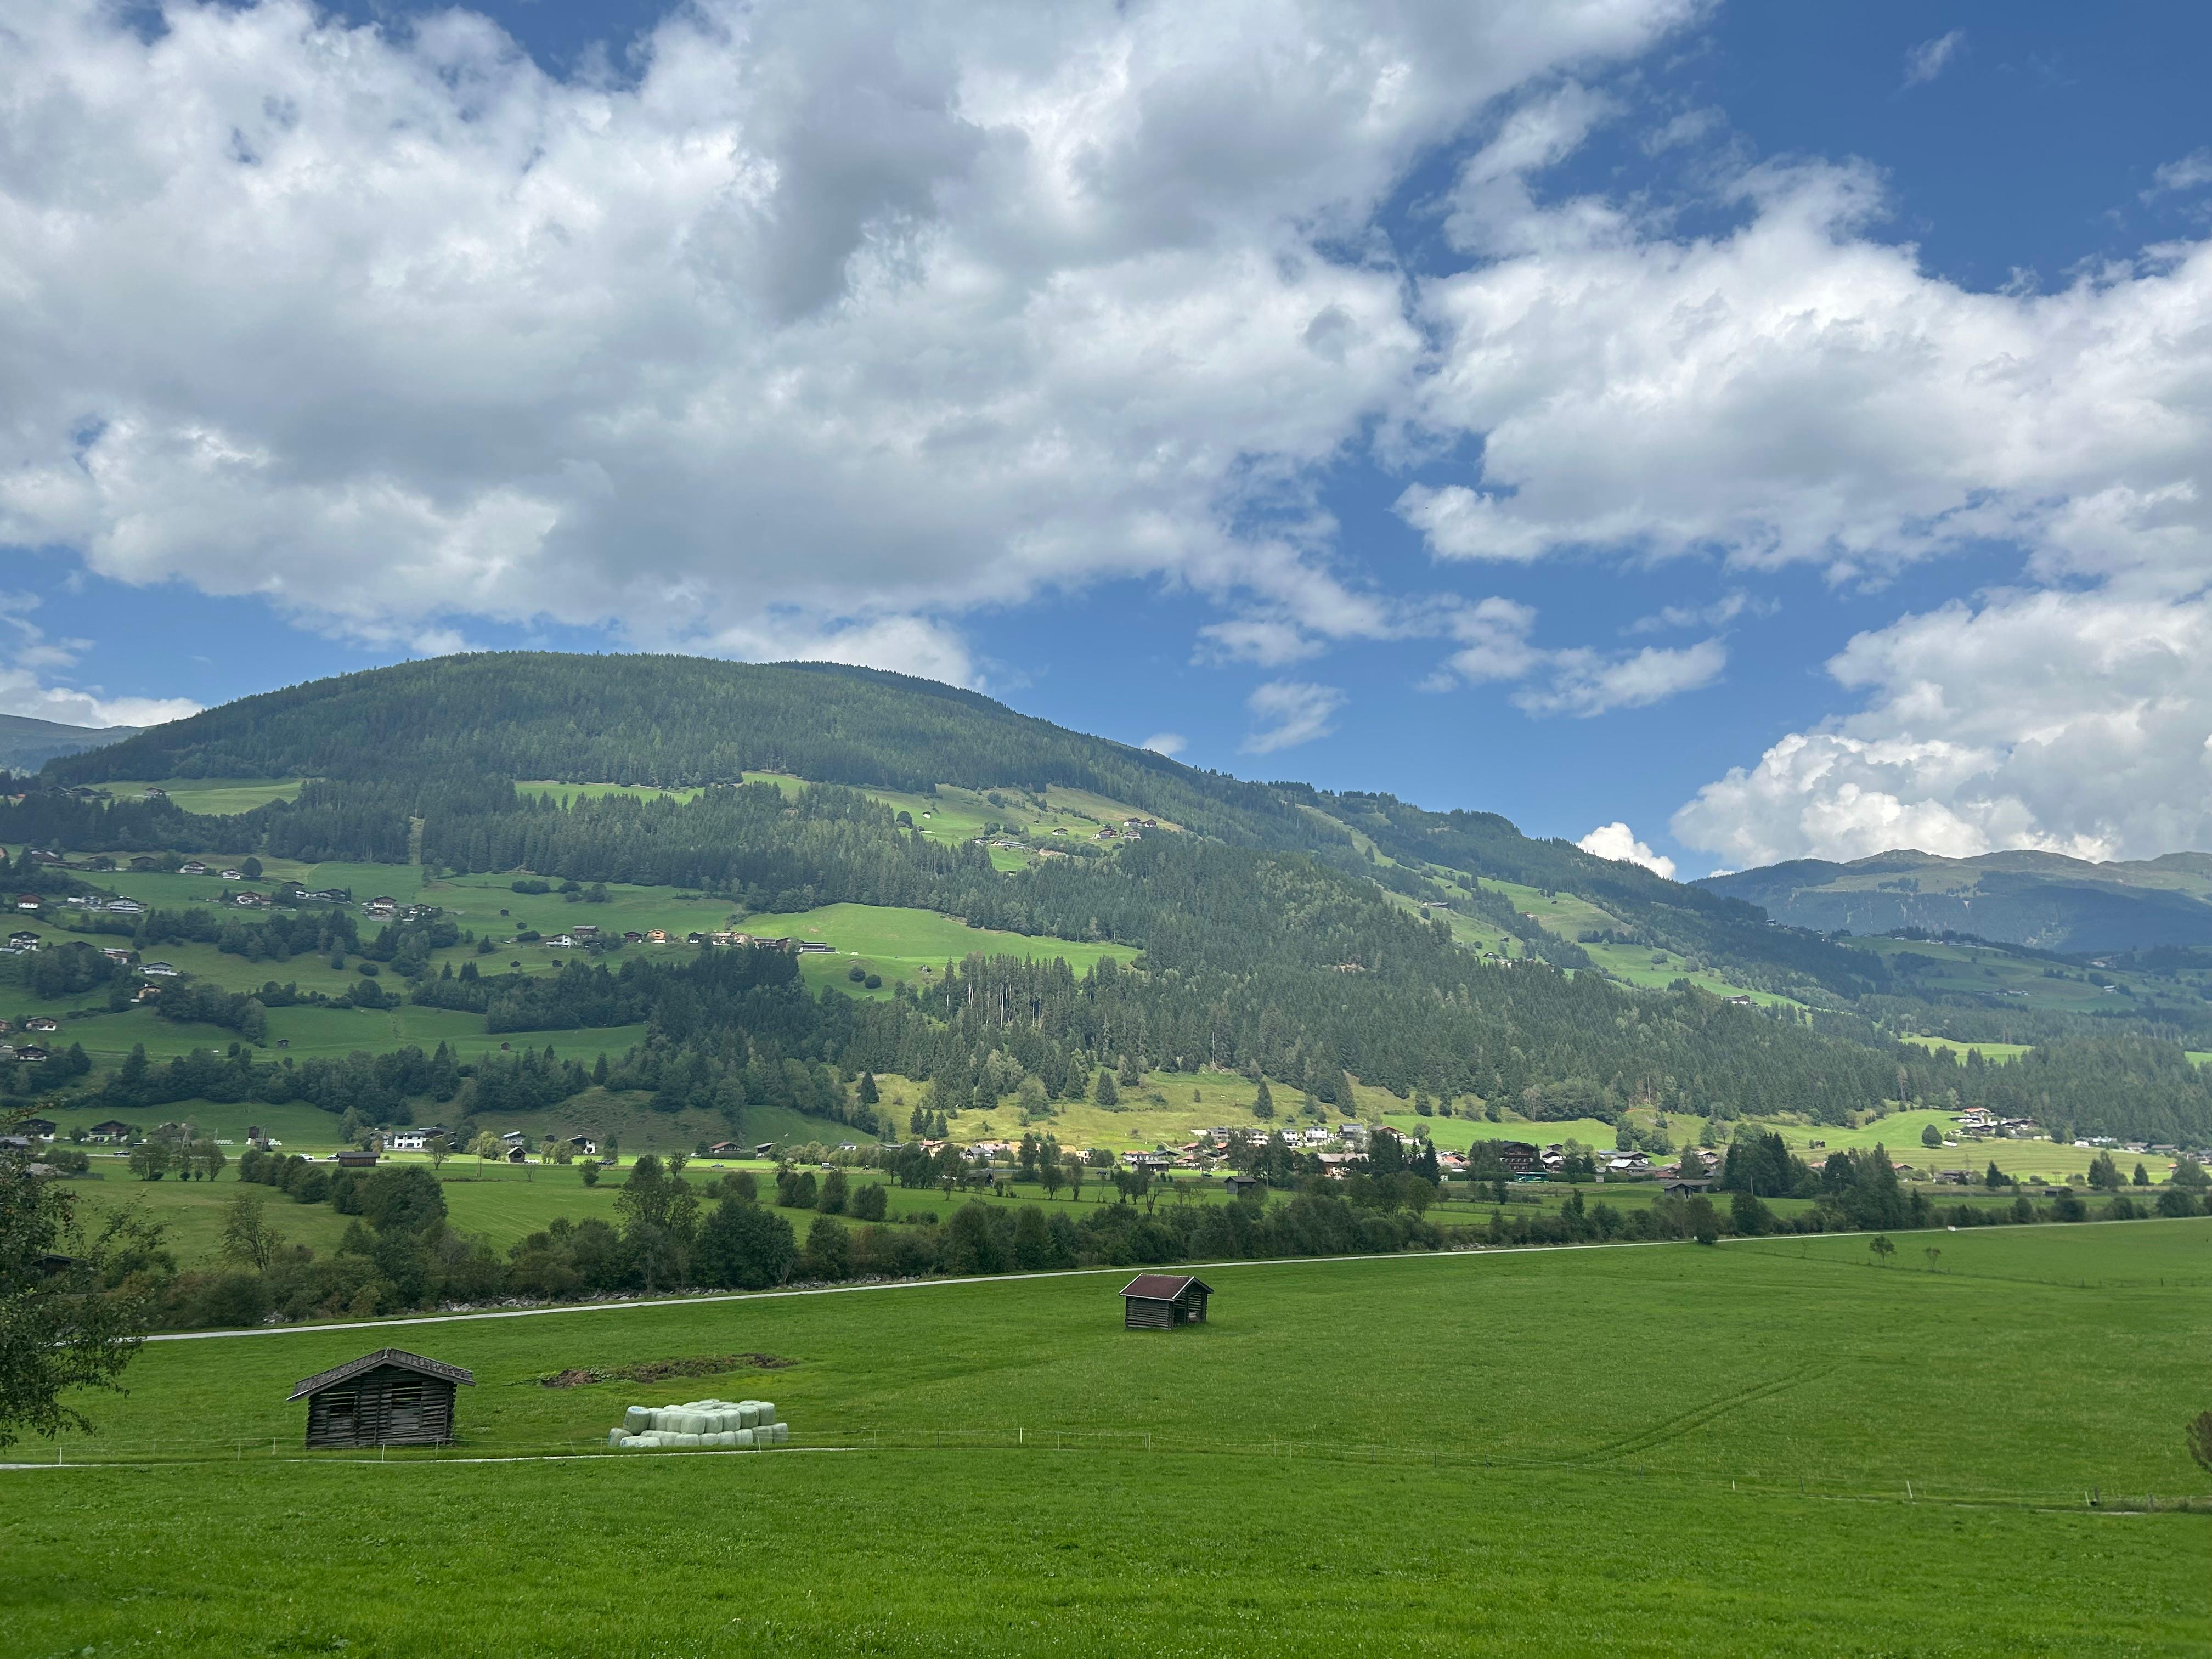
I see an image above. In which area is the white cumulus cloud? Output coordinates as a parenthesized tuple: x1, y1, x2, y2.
(1139, 731, 1187, 757)
(0, 0, 1697, 678)
(1672, 588, 2212, 868)
(1576, 821, 1676, 880)
(1241, 680, 1344, 754)
(0, 595, 200, 728)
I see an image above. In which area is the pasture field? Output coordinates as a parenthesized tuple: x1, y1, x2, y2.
(1480, 878, 1802, 1006)
(516, 780, 707, 806)
(92, 777, 307, 816)
(1842, 934, 2193, 1022)
(1901, 1034, 2035, 1064)
(726, 901, 1142, 998)
(5, 1221, 2206, 1655)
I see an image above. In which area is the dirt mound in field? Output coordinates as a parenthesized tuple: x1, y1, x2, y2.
(537, 1353, 794, 1388)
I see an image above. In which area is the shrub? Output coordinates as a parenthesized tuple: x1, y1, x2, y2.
(849, 1181, 888, 1222)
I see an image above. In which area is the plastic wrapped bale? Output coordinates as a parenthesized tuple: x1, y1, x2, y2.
(768, 1422, 789, 1446)
(731, 1429, 754, 1448)
(607, 1427, 628, 1448)
(755, 1402, 777, 1426)
(731, 1402, 755, 1429)
(623, 1407, 652, 1434)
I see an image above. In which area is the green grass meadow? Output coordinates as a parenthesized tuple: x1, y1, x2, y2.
(4, 1221, 2207, 1655)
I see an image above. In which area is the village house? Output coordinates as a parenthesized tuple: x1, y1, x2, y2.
(14, 895, 42, 912)
(570, 923, 598, 940)
(179, 861, 208, 875)
(25, 1017, 59, 1033)
(646, 929, 669, 944)
(142, 961, 180, 977)
(87, 1120, 136, 1142)
(219, 868, 243, 880)
(7, 931, 38, 951)
(384, 1127, 452, 1152)
(366, 896, 397, 917)
(100, 947, 133, 963)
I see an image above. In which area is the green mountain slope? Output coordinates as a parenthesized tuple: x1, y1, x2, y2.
(10, 653, 2212, 1143)
(30, 652, 1887, 998)
(0, 712, 140, 772)
(1701, 850, 2212, 953)
(42, 653, 1334, 853)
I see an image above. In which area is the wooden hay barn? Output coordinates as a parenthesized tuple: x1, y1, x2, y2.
(1120, 1273, 1211, 1330)
(288, 1349, 475, 1448)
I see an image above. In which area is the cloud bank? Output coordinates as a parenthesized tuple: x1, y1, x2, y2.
(1576, 821, 1676, 879)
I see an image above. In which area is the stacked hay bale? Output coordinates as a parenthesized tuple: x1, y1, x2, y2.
(607, 1398, 789, 1450)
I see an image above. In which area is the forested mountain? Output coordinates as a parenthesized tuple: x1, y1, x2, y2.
(0, 712, 139, 772)
(30, 653, 1898, 996)
(1308, 788, 1891, 1000)
(14, 651, 2212, 1142)
(43, 654, 1334, 852)
(1703, 850, 2212, 953)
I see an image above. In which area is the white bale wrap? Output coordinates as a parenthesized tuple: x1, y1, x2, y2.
(611, 1397, 789, 1451)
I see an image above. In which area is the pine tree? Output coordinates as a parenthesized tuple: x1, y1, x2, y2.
(1094, 1071, 1119, 1109)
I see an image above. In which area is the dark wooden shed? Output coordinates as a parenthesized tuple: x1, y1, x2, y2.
(1121, 1273, 1212, 1330)
(289, 1348, 475, 1448)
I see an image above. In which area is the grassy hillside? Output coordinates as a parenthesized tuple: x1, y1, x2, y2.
(13, 653, 2212, 1153)
(42, 653, 1331, 851)
(12, 1222, 2207, 1654)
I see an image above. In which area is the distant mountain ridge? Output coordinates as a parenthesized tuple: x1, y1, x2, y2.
(0, 712, 141, 772)
(36, 651, 1889, 1001)
(1700, 849, 2212, 953)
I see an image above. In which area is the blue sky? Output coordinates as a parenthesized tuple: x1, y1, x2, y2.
(4, 1, 2211, 878)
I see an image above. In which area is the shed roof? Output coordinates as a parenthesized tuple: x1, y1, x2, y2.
(1120, 1274, 1212, 1301)
(289, 1348, 476, 1401)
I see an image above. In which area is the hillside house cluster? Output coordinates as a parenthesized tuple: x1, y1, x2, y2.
(1954, 1108, 2040, 1137)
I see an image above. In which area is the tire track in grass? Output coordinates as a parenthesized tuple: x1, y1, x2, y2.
(1572, 1363, 1834, 1464)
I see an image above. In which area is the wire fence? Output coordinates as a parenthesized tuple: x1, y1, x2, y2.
(11, 1425, 2207, 1514)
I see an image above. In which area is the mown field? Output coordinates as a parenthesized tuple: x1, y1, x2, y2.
(4, 1221, 2206, 1655)
(5, 860, 1140, 1028)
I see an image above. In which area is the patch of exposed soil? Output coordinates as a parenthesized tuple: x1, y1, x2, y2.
(537, 1353, 795, 1388)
